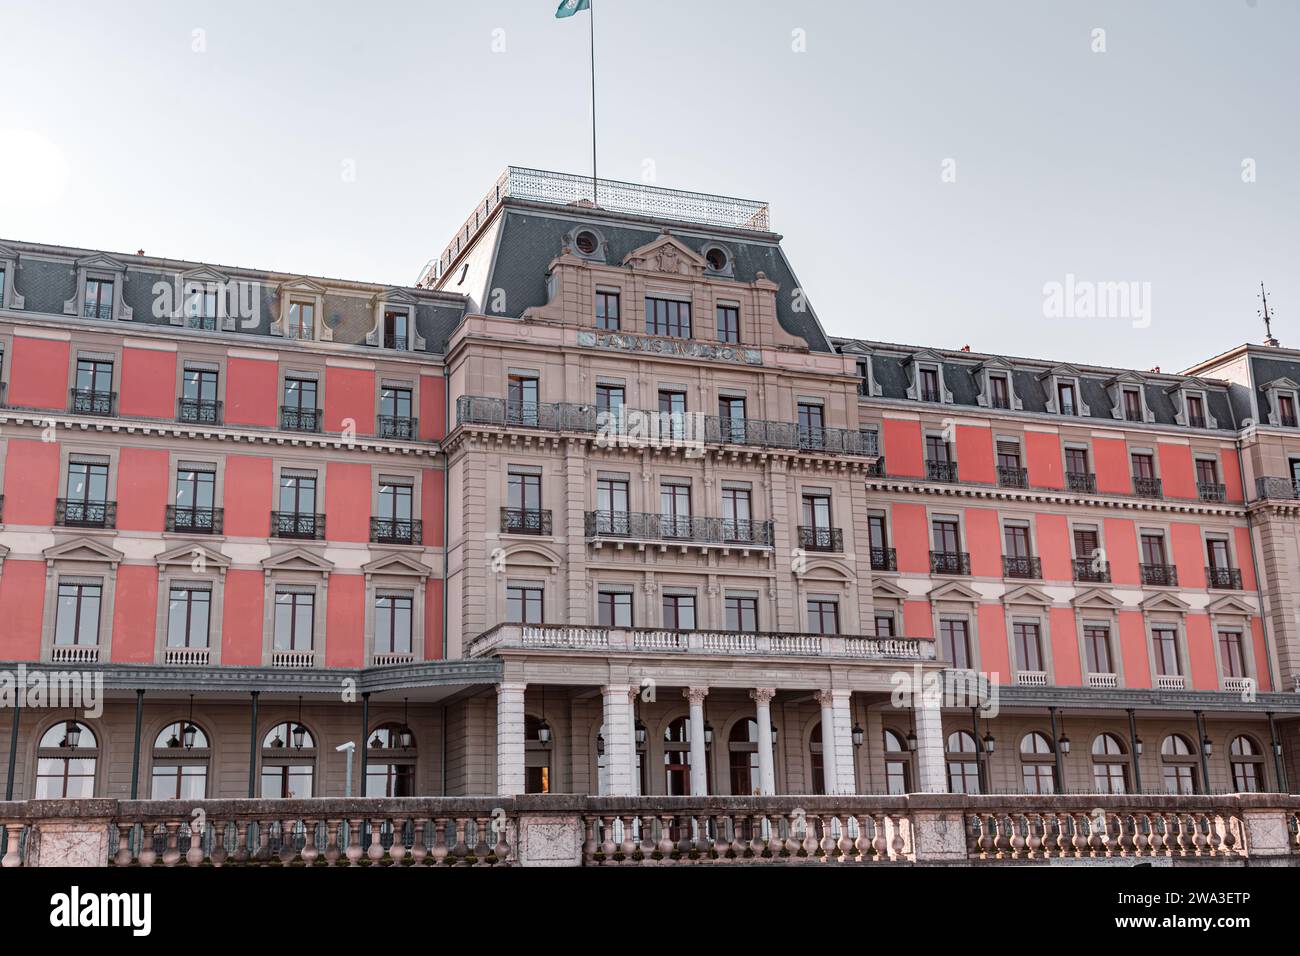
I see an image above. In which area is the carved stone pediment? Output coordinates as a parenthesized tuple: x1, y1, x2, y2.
(622, 232, 708, 278)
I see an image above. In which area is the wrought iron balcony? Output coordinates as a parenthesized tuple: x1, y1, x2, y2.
(586, 511, 774, 547)
(797, 525, 843, 553)
(1132, 476, 1163, 499)
(383, 333, 409, 351)
(1140, 563, 1178, 587)
(930, 551, 971, 575)
(185, 315, 219, 331)
(271, 511, 325, 540)
(370, 516, 422, 545)
(1206, 566, 1243, 590)
(925, 460, 959, 483)
(919, 387, 942, 403)
(866, 456, 886, 478)
(997, 465, 1028, 489)
(83, 302, 113, 321)
(377, 415, 417, 440)
(56, 499, 116, 529)
(177, 398, 222, 425)
(69, 388, 115, 416)
(280, 406, 321, 433)
(1255, 476, 1300, 500)
(1197, 481, 1226, 503)
(501, 508, 552, 535)
(704, 416, 875, 454)
(870, 546, 897, 571)
(1065, 471, 1096, 493)
(1002, 555, 1042, 579)
(1072, 558, 1111, 583)
(1283, 412, 1300, 428)
(166, 506, 223, 534)
(1188, 414, 1207, 429)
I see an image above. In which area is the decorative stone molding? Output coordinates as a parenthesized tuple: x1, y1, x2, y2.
(1166, 377, 1219, 429)
(621, 231, 708, 278)
(1038, 364, 1091, 416)
(1104, 371, 1155, 423)
(1259, 377, 1300, 426)
(973, 357, 1023, 410)
(682, 686, 710, 706)
(270, 277, 331, 341)
(0, 243, 25, 309)
(903, 349, 954, 404)
(364, 288, 427, 351)
(840, 340, 883, 397)
(63, 253, 133, 322)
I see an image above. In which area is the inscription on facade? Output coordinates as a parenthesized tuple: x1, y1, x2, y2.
(577, 330, 762, 365)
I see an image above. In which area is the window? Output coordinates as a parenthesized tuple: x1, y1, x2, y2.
(1065, 446, 1089, 476)
(875, 613, 896, 637)
(664, 717, 692, 796)
(704, 247, 729, 272)
(716, 305, 739, 343)
(722, 593, 758, 632)
(35, 721, 98, 798)
(281, 377, 319, 431)
(150, 722, 209, 800)
(932, 516, 961, 554)
(64, 460, 110, 525)
(658, 390, 687, 441)
(288, 300, 315, 340)
(660, 480, 691, 538)
(180, 368, 220, 423)
(1131, 452, 1155, 479)
(1218, 630, 1246, 678)
(721, 486, 753, 542)
(924, 434, 950, 463)
(1196, 457, 1219, 486)
(1280, 394, 1298, 428)
(273, 592, 315, 651)
(597, 590, 633, 628)
(1019, 732, 1055, 794)
(596, 291, 620, 330)
(1160, 734, 1198, 795)
(1229, 736, 1263, 793)
(1152, 627, 1181, 676)
(646, 297, 691, 338)
(797, 402, 825, 448)
(377, 480, 412, 521)
(728, 719, 760, 796)
(1186, 394, 1206, 427)
(946, 731, 980, 794)
(595, 384, 624, 415)
(595, 477, 629, 535)
(73, 358, 114, 414)
(1140, 532, 1167, 566)
(989, 375, 1010, 409)
(1013, 622, 1043, 672)
(507, 470, 542, 530)
(574, 230, 599, 254)
(375, 594, 413, 656)
(365, 723, 415, 797)
(1004, 523, 1031, 558)
(939, 618, 971, 669)
(663, 594, 696, 630)
(507, 374, 540, 424)
(166, 587, 210, 649)
(807, 598, 839, 635)
(883, 730, 912, 794)
(996, 440, 1021, 470)
(1084, 625, 1113, 674)
(1074, 527, 1100, 561)
(277, 472, 318, 537)
(84, 278, 114, 319)
(1057, 382, 1077, 416)
(382, 310, 409, 350)
(1122, 388, 1143, 422)
(379, 386, 414, 438)
(262, 722, 316, 798)
(920, 367, 941, 403)
(55, 583, 101, 646)
(1091, 734, 1129, 794)
(507, 585, 544, 625)
(1207, 537, 1231, 571)
(173, 465, 216, 532)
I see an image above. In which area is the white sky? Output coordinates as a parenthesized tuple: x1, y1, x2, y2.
(1, 0, 1296, 371)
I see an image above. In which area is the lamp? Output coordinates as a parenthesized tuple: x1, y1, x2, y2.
(982, 731, 996, 755)
(398, 698, 414, 749)
(770, 724, 779, 746)
(906, 729, 918, 752)
(852, 723, 865, 748)
(65, 718, 82, 749)
(596, 733, 605, 756)
(182, 695, 198, 749)
(1057, 733, 1071, 755)
(292, 697, 306, 749)
(1134, 736, 1144, 757)
(1202, 736, 1213, 758)
(634, 719, 647, 747)
(704, 721, 714, 749)
(538, 686, 551, 748)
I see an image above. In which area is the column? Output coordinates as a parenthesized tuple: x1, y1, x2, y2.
(814, 690, 839, 795)
(684, 687, 709, 796)
(913, 696, 947, 793)
(601, 684, 635, 797)
(830, 690, 856, 794)
(750, 688, 776, 796)
(629, 688, 642, 796)
(496, 681, 527, 796)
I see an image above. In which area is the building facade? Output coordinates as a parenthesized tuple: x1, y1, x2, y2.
(1, 168, 1299, 823)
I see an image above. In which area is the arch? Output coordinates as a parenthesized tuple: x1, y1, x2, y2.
(1229, 734, 1265, 792)
(1159, 733, 1198, 795)
(263, 720, 316, 750)
(365, 721, 416, 797)
(153, 720, 210, 750)
(261, 720, 318, 799)
(1090, 733, 1130, 794)
(34, 719, 99, 799)
(945, 731, 979, 794)
(1018, 731, 1055, 793)
(501, 542, 562, 572)
(151, 719, 211, 799)
(1019, 732, 1053, 755)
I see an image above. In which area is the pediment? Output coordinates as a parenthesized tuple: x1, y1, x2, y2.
(43, 536, 124, 566)
(1037, 363, 1084, 381)
(503, 543, 562, 570)
(1206, 594, 1255, 616)
(1166, 376, 1212, 394)
(838, 340, 877, 356)
(261, 546, 334, 574)
(74, 252, 127, 272)
(800, 559, 854, 583)
(1002, 584, 1053, 606)
(1105, 370, 1146, 388)
(1071, 587, 1124, 610)
(373, 287, 419, 307)
(621, 232, 708, 277)
(904, 348, 946, 366)
(180, 265, 230, 284)
(1260, 377, 1300, 392)
(155, 542, 230, 570)
(871, 578, 909, 600)
(276, 276, 328, 296)
(362, 552, 433, 577)
(1140, 591, 1190, 613)
(928, 580, 981, 603)
(975, 356, 1016, 373)
(0, 242, 19, 260)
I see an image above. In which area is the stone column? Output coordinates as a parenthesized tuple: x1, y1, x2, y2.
(829, 690, 856, 794)
(496, 681, 527, 796)
(814, 690, 839, 795)
(684, 687, 710, 796)
(750, 688, 777, 796)
(913, 696, 947, 793)
(601, 684, 635, 797)
(628, 688, 642, 796)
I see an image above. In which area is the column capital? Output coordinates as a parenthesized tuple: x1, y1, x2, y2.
(749, 688, 777, 705)
(682, 686, 710, 706)
(814, 688, 835, 707)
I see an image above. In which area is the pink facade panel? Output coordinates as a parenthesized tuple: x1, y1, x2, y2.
(324, 462, 371, 543)
(325, 366, 375, 436)
(903, 600, 933, 638)
(425, 579, 444, 660)
(115, 447, 168, 532)
(1233, 527, 1257, 591)
(324, 573, 365, 667)
(1049, 607, 1082, 685)
(1118, 610, 1151, 688)
(221, 569, 264, 665)
(1157, 443, 1196, 500)
(0, 560, 46, 660)
(1092, 437, 1131, 495)
(964, 508, 1001, 577)
(892, 503, 930, 574)
(977, 604, 1009, 683)
(1034, 514, 1071, 582)
(420, 374, 446, 442)
(955, 426, 994, 484)
(1185, 613, 1218, 690)
(1251, 618, 1272, 691)
(6, 336, 69, 411)
(1025, 432, 1063, 489)
(422, 467, 445, 548)
(1220, 450, 1244, 503)
(222, 455, 273, 537)
(118, 347, 177, 419)
(882, 419, 924, 479)
(1, 439, 59, 525)
(1170, 523, 1207, 590)
(1103, 518, 1140, 586)
(109, 564, 159, 663)
(224, 356, 279, 428)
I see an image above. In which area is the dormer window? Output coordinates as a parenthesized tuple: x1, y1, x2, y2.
(1058, 382, 1078, 416)
(1039, 366, 1091, 417)
(0, 243, 22, 310)
(383, 309, 409, 350)
(1168, 380, 1219, 430)
(288, 300, 315, 340)
(903, 352, 953, 404)
(1281, 394, 1298, 428)
(1186, 394, 1206, 428)
(920, 367, 941, 403)
(1259, 378, 1300, 428)
(989, 375, 1010, 409)
(84, 278, 115, 321)
(186, 285, 221, 331)
(1122, 388, 1143, 422)
(575, 231, 599, 255)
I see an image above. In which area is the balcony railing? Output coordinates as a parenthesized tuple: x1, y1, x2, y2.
(69, 388, 115, 416)
(1072, 558, 1111, 583)
(930, 551, 971, 575)
(56, 499, 116, 529)
(271, 649, 315, 669)
(1206, 566, 1243, 590)
(1156, 674, 1186, 690)
(925, 460, 959, 483)
(1197, 481, 1226, 503)
(1188, 414, 1207, 429)
(870, 547, 897, 571)
(502, 508, 553, 536)
(1283, 412, 1300, 428)
(1141, 563, 1178, 587)
(383, 333, 409, 351)
(997, 466, 1028, 489)
(177, 398, 222, 425)
(164, 647, 211, 666)
(280, 406, 321, 433)
(1087, 672, 1118, 689)
(83, 302, 113, 321)
(920, 387, 942, 403)
(1065, 471, 1096, 493)
(1015, 671, 1047, 687)
(1132, 476, 1163, 499)
(586, 511, 774, 547)
(377, 415, 418, 440)
(1255, 476, 1300, 500)
(50, 644, 99, 664)
(1002, 555, 1041, 579)
(166, 506, 223, 534)
(370, 517, 422, 545)
(1223, 676, 1255, 695)
(797, 526, 844, 553)
(271, 511, 325, 540)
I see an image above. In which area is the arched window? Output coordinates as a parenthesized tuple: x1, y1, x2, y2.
(883, 729, 912, 794)
(664, 717, 692, 795)
(35, 721, 98, 798)
(728, 719, 760, 796)
(1091, 733, 1129, 793)
(150, 721, 209, 799)
(366, 722, 415, 797)
(1229, 735, 1264, 793)
(1019, 732, 1055, 794)
(946, 731, 979, 794)
(525, 715, 552, 794)
(261, 721, 316, 798)
(1160, 734, 1198, 795)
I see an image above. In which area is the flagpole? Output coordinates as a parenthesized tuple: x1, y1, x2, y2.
(589, 0, 598, 206)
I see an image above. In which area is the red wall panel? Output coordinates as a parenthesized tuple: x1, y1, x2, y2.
(422, 468, 445, 547)
(115, 447, 168, 532)
(892, 503, 930, 573)
(1157, 443, 1196, 500)
(224, 356, 278, 428)
(1049, 607, 1082, 685)
(1185, 613, 1218, 690)
(1092, 437, 1131, 495)
(419, 374, 446, 442)
(221, 569, 264, 665)
(1025, 432, 1063, 489)
(977, 604, 1009, 684)
(1103, 518, 1140, 586)
(324, 367, 375, 436)
(1233, 527, 1257, 591)
(1170, 523, 1207, 590)
(223, 455, 272, 537)
(118, 347, 177, 419)
(0, 559, 46, 660)
(955, 426, 994, 484)
(325, 462, 371, 543)
(1118, 610, 1151, 688)
(1251, 618, 1272, 691)
(1, 439, 59, 525)
(109, 564, 159, 663)
(1220, 450, 1244, 503)
(425, 578, 444, 659)
(882, 419, 924, 479)
(964, 508, 1001, 577)
(1035, 514, 1071, 581)
(903, 600, 933, 638)
(324, 573, 365, 667)
(6, 336, 69, 411)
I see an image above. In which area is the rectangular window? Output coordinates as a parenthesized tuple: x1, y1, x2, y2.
(595, 384, 624, 414)
(84, 278, 114, 319)
(279, 473, 317, 515)
(868, 513, 888, 550)
(288, 300, 315, 339)
(1152, 628, 1180, 676)
(66, 460, 109, 505)
(1206, 537, 1231, 570)
(507, 470, 542, 511)
(1195, 458, 1218, 486)
(1186, 395, 1205, 427)
(180, 368, 220, 422)
(1013, 622, 1042, 671)
(662, 594, 696, 630)
(1218, 631, 1245, 678)
(996, 440, 1021, 470)
(874, 613, 896, 636)
(166, 587, 211, 648)
(939, 619, 971, 668)
(989, 375, 1010, 408)
(597, 590, 633, 628)
(595, 291, 620, 330)
(273, 592, 314, 651)
(920, 367, 940, 402)
(377, 480, 412, 521)
(54, 583, 101, 646)
(1140, 533, 1167, 566)
(1279, 394, 1297, 427)
(596, 477, 629, 516)
(807, 599, 839, 635)
(1131, 453, 1155, 479)
(1003, 523, 1031, 558)
(801, 493, 832, 529)
(375, 594, 413, 654)
(1123, 388, 1143, 422)
(721, 486, 752, 538)
(75, 357, 114, 394)
(282, 377, 318, 411)
(383, 310, 409, 349)
(932, 517, 961, 553)
(1064, 446, 1089, 475)
(1084, 626, 1112, 673)
(725, 595, 758, 632)
(716, 305, 739, 343)
(507, 374, 539, 425)
(646, 297, 691, 338)
(924, 434, 950, 463)
(1073, 527, 1100, 559)
(506, 585, 544, 625)
(379, 386, 413, 420)
(1057, 382, 1077, 416)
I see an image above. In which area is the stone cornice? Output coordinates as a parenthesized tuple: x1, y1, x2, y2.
(997, 683, 1300, 714)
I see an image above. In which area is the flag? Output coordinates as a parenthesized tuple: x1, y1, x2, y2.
(555, 0, 590, 18)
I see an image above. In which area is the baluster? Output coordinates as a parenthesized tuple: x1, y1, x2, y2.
(450, 817, 469, 864)
(301, 819, 320, 867)
(279, 819, 299, 865)
(186, 820, 207, 867)
(232, 820, 250, 864)
(657, 815, 675, 859)
(991, 814, 1010, 860)
(1069, 813, 1088, 857)
(159, 821, 181, 866)
(323, 820, 342, 866)
(838, 816, 855, 860)
(597, 816, 616, 860)
(389, 819, 408, 866)
(345, 818, 364, 866)
(1025, 814, 1043, 859)
(1219, 812, 1238, 857)
(138, 825, 158, 867)
(1053, 813, 1071, 858)
(254, 819, 272, 863)
(818, 815, 837, 859)
(113, 823, 134, 867)
(493, 815, 511, 865)
(893, 815, 909, 861)
(971, 814, 989, 858)
(802, 816, 820, 857)
(1173, 814, 1191, 856)
(430, 818, 450, 866)
(1115, 814, 1135, 857)
(711, 815, 731, 860)
(365, 819, 385, 864)
(1205, 812, 1222, 857)
(1009, 814, 1026, 859)
(473, 816, 492, 864)
(1191, 813, 1208, 857)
